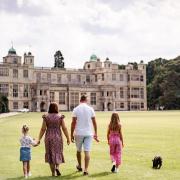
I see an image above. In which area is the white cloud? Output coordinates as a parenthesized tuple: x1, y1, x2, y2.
(0, 0, 180, 68)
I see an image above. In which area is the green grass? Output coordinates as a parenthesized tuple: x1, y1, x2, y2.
(0, 111, 180, 180)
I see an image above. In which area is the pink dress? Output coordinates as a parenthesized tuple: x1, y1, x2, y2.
(43, 113, 64, 164)
(109, 131, 122, 166)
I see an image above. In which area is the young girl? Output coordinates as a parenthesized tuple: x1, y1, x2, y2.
(107, 112, 124, 173)
(20, 125, 37, 178)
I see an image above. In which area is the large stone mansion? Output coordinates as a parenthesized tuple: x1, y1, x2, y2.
(0, 47, 147, 112)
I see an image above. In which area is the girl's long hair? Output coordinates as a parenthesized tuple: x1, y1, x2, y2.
(109, 113, 120, 131)
(22, 125, 29, 134)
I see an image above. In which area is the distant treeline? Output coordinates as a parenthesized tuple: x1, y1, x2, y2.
(146, 56, 180, 110)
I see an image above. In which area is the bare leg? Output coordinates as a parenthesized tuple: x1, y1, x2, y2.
(49, 163, 55, 176)
(77, 151, 82, 168)
(84, 151, 90, 172)
(55, 164, 59, 170)
(23, 161, 28, 176)
(27, 161, 30, 174)
(55, 164, 61, 176)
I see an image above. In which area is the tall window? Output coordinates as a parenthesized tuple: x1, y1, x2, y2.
(59, 92, 65, 104)
(102, 74, 104, 81)
(112, 74, 116, 81)
(120, 87, 124, 98)
(13, 102, 18, 109)
(13, 69, 18, 78)
(131, 87, 139, 98)
(127, 88, 130, 98)
(36, 73, 41, 82)
(141, 102, 144, 108)
(70, 92, 79, 110)
(120, 102, 124, 108)
(13, 84, 18, 97)
(131, 75, 139, 81)
(0, 84, 9, 96)
(50, 92, 55, 102)
(0, 68, 9, 76)
(23, 70, 28, 78)
(95, 75, 97, 82)
(90, 93, 96, 105)
(67, 74, 71, 82)
(23, 84, 28, 97)
(47, 73, 51, 83)
(86, 75, 90, 83)
(77, 75, 81, 82)
(120, 74, 124, 81)
(23, 102, 29, 109)
(140, 75, 144, 81)
(131, 102, 140, 110)
(57, 74, 61, 83)
(13, 58, 17, 64)
(140, 88, 144, 99)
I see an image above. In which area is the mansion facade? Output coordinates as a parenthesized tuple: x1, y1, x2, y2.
(0, 47, 147, 112)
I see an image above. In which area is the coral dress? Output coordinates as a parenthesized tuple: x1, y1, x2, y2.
(43, 113, 64, 164)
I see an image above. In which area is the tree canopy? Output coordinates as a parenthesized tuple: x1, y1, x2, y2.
(146, 57, 180, 110)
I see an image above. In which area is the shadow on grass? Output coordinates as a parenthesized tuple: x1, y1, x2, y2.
(7, 171, 111, 179)
(89, 171, 111, 178)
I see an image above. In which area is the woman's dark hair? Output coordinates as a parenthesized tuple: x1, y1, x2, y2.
(48, 102, 59, 113)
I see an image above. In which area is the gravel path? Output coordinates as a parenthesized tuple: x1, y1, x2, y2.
(0, 112, 20, 118)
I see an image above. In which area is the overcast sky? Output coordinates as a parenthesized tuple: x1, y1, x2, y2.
(0, 0, 180, 68)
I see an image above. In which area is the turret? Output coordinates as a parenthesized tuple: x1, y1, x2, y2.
(23, 52, 34, 67)
(3, 46, 21, 64)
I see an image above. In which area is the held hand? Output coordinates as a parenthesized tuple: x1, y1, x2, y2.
(37, 140, 40, 145)
(93, 134, 99, 142)
(67, 139, 70, 145)
(71, 135, 75, 143)
(42, 114, 46, 119)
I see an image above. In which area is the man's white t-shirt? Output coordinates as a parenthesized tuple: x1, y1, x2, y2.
(72, 103, 95, 136)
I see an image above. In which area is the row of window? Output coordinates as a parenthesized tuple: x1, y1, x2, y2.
(49, 92, 97, 106)
(13, 101, 29, 109)
(0, 83, 144, 100)
(0, 68, 28, 78)
(37, 73, 143, 83)
(101, 88, 144, 99)
(13, 101, 145, 110)
(0, 68, 144, 83)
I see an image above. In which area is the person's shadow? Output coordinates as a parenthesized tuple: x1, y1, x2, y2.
(7, 171, 111, 179)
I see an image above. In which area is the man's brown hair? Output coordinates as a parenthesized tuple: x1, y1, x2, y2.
(80, 95, 87, 102)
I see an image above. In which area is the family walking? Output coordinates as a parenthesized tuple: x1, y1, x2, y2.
(19, 95, 124, 178)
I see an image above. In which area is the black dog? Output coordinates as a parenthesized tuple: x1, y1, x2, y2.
(152, 156, 162, 169)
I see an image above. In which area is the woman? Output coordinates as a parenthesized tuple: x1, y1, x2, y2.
(37, 102, 70, 176)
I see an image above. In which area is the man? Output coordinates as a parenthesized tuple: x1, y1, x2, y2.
(71, 95, 98, 176)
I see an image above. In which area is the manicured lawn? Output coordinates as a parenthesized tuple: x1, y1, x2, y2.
(0, 111, 180, 180)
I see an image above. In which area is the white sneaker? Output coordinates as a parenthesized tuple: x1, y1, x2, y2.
(114, 168, 119, 173)
(24, 175, 28, 179)
(28, 172, 32, 177)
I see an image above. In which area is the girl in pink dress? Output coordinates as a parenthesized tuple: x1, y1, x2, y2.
(107, 112, 124, 173)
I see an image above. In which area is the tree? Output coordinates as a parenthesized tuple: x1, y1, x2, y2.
(146, 56, 180, 109)
(0, 94, 9, 113)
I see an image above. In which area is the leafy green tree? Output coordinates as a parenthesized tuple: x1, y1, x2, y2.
(0, 94, 9, 113)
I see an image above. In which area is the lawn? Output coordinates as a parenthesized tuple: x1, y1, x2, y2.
(0, 111, 180, 180)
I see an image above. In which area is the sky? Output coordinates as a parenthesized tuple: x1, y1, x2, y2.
(0, 0, 180, 68)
